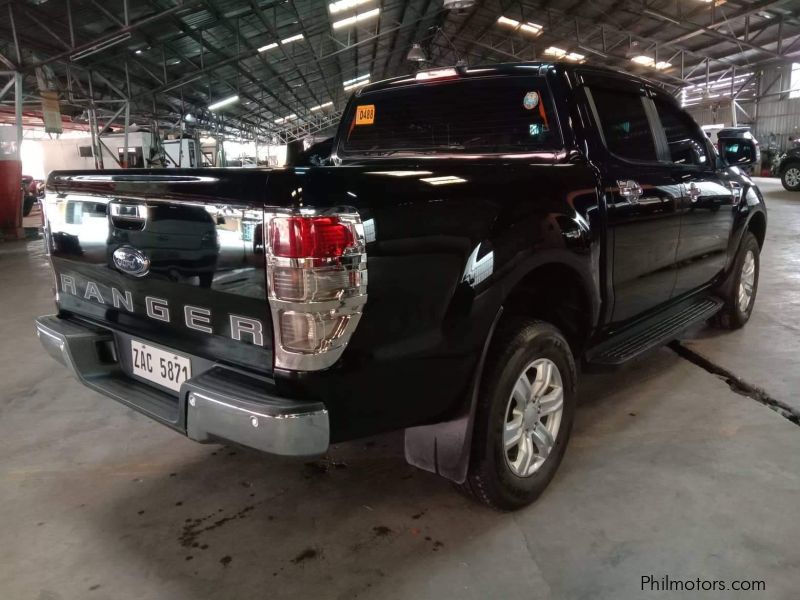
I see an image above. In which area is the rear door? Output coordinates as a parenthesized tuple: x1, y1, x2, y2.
(583, 78, 682, 325)
(651, 94, 735, 298)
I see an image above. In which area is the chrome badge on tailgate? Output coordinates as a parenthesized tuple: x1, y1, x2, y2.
(112, 246, 150, 277)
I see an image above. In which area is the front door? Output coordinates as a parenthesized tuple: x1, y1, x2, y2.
(651, 95, 735, 298)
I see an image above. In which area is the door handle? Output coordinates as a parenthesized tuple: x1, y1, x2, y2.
(687, 182, 701, 203)
(617, 180, 642, 203)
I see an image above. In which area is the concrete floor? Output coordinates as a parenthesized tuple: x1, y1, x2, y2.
(1, 178, 798, 600)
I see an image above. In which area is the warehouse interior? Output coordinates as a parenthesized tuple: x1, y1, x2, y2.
(1, 1, 800, 599)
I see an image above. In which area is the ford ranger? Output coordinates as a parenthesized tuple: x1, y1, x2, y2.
(36, 63, 766, 510)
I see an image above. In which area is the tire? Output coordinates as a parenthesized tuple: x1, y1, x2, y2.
(712, 231, 760, 330)
(781, 164, 800, 191)
(23, 195, 35, 217)
(461, 319, 577, 511)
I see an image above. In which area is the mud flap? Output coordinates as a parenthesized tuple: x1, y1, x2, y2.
(403, 308, 503, 483)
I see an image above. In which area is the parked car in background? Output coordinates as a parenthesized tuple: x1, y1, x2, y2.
(717, 127, 760, 175)
(290, 137, 333, 166)
(773, 142, 800, 191)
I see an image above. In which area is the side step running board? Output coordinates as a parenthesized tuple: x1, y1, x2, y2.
(586, 296, 723, 367)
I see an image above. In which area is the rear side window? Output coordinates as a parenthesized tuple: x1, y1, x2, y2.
(654, 100, 708, 166)
(339, 75, 560, 156)
(591, 88, 657, 161)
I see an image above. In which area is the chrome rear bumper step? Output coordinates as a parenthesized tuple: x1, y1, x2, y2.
(35, 315, 329, 457)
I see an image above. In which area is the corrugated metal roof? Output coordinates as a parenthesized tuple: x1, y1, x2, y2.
(3, 0, 800, 139)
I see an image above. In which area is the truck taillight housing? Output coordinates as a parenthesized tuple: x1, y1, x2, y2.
(269, 216, 354, 259)
(265, 210, 367, 370)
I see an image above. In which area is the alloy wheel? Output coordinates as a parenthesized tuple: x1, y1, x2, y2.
(503, 358, 564, 478)
(738, 249, 756, 313)
(785, 167, 800, 188)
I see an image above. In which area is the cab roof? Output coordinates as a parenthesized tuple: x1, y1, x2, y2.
(353, 61, 662, 97)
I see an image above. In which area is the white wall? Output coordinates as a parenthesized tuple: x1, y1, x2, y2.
(222, 139, 288, 166)
(38, 139, 96, 175)
(31, 132, 154, 176)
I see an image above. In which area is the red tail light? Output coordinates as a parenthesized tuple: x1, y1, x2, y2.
(269, 216, 355, 258)
(264, 210, 368, 371)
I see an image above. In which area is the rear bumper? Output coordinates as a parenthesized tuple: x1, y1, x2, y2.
(35, 314, 329, 457)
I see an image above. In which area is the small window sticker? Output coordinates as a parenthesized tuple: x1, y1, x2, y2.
(529, 123, 542, 136)
(355, 104, 375, 125)
(523, 91, 540, 110)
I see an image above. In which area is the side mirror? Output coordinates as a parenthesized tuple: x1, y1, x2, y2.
(719, 137, 760, 167)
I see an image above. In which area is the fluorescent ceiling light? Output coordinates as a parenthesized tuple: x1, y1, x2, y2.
(421, 176, 467, 185)
(344, 78, 370, 91)
(343, 73, 370, 86)
(310, 101, 334, 111)
(539, 47, 587, 63)
(208, 95, 239, 111)
(631, 55, 654, 66)
(415, 68, 458, 80)
(519, 22, 543, 35)
(544, 46, 567, 57)
(329, 0, 372, 14)
(496, 16, 542, 36)
(332, 7, 380, 29)
(630, 56, 671, 70)
(369, 171, 433, 177)
(281, 33, 304, 44)
(259, 35, 303, 53)
(497, 16, 520, 27)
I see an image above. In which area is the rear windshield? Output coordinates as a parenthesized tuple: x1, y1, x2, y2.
(338, 75, 560, 157)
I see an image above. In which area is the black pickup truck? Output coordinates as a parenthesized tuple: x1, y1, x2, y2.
(36, 63, 766, 510)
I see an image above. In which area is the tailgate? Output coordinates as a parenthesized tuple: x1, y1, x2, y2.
(43, 171, 273, 374)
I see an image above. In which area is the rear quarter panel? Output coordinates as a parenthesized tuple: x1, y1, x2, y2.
(270, 162, 602, 440)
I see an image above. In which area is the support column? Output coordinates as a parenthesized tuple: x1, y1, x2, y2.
(0, 72, 25, 240)
(14, 72, 22, 152)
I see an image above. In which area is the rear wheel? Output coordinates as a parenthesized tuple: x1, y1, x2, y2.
(712, 231, 760, 330)
(781, 164, 800, 191)
(462, 319, 576, 511)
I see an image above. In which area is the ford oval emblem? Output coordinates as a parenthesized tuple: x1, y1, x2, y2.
(112, 246, 150, 277)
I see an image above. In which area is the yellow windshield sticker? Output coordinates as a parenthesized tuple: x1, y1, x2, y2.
(355, 104, 375, 125)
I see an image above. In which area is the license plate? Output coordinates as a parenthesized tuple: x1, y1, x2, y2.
(131, 340, 191, 392)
